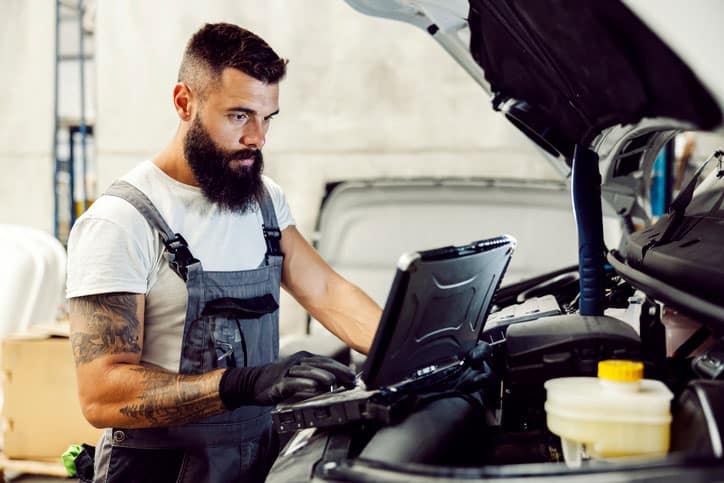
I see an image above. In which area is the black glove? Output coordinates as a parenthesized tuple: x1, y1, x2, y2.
(455, 342, 496, 392)
(219, 351, 356, 408)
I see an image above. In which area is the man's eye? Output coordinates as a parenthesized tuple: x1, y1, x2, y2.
(230, 113, 248, 122)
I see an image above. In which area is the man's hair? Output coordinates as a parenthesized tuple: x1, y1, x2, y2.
(178, 23, 287, 96)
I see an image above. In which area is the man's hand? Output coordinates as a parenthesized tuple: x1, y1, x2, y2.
(219, 351, 356, 408)
(455, 342, 497, 392)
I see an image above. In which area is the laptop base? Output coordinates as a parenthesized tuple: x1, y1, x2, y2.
(272, 387, 418, 434)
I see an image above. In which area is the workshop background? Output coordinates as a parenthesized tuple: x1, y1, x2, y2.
(1, 0, 558, 338)
(0, 1, 550, 476)
(1, 0, 723, 480)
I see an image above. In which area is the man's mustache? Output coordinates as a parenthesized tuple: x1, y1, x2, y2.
(225, 149, 262, 163)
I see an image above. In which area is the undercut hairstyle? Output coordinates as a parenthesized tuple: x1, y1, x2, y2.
(178, 23, 287, 98)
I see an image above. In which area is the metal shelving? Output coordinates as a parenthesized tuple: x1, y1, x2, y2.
(53, 0, 96, 244)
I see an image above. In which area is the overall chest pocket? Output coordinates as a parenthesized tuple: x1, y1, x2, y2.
(202, 295, 279, 371)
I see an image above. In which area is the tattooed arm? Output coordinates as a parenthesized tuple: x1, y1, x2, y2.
(69, 293, 226, 429)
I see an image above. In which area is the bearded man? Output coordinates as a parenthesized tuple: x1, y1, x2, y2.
(66, 23, 381, 483)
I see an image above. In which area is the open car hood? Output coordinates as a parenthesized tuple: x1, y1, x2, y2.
(344, 0, 724, 146)
(344, 0, 724, 321)
(344, 1, 724, 185)
(467, 0, 722, 154)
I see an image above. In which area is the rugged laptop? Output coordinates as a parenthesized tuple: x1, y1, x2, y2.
(272, 235, 516, 433)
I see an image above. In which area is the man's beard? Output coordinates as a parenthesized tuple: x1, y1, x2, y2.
(184, 116, 264, 213)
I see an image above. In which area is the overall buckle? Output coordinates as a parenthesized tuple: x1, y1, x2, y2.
(262, 225, 283, 258)
(163, 233, 199, 281)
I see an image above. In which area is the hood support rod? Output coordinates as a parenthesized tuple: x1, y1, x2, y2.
(571, 145, 605, 316)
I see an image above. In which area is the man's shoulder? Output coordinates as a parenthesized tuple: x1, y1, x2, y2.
(260, 175, 295, 230)
(120, 160, 172, 194)
(76, 162, 161, 234)
(74, 196, 150, 239)
(261, 175, 288, 206)
(261, 175, 284, 194)
(88, 161, 182, 226)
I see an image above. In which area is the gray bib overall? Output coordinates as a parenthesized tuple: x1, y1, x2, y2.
(89, 180, 283, 483)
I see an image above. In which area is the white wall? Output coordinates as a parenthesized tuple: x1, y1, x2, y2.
(1, 1, 557, 335)
(4, 1, 722, 336)
(0, 0, 56, 234)
(92, 1, 554, 194)
(92, 0, 555, 335)
(92, 0, 557, 334)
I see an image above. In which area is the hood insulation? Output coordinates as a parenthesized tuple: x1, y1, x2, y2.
(468, 0, 722, 156)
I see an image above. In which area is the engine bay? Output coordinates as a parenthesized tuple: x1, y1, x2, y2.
(269, 266, 724, 482)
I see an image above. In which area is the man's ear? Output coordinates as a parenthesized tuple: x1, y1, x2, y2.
(173, 83, 194, 121)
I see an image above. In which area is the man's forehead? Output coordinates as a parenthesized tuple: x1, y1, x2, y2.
(207, 68, 279, 111)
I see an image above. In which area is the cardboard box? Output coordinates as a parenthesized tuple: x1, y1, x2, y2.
(2, 327, 103, 461)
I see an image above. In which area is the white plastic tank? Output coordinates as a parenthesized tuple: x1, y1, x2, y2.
(544, 360, 673, 466)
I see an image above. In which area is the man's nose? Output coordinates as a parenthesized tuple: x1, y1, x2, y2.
(240, 119, 265, 150)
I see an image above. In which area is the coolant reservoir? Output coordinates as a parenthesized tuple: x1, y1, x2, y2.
(544, 360, 673, 466)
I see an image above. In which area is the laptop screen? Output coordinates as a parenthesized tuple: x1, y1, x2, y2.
(361, 235, 516, 389)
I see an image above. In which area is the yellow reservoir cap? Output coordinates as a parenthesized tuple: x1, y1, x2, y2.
(598, 360, 644, 382)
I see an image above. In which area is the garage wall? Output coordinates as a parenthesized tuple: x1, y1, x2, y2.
(0, 0, 555, 335)
(3, 1, 723, 335)
(0, 0, 56, 233)
(93, 0, 555, 210)
(92, 0, 555, 334)
(91, 1, 556, 334)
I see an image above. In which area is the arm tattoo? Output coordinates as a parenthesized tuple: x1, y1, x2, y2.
(69, 293, 142, 365)
(71, 295, 225, 426)
(119, 368, 226, 426)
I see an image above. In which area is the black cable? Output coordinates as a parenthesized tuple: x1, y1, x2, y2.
(413, 390, 486, 413)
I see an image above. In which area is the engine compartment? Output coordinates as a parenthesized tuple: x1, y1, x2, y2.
(353, 268, 722, 464)
(270, 148, 724, 481)
(268, 266, 724, 482)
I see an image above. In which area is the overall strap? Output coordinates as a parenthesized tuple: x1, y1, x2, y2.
(258, 186, 283, 262)
(103, 180, 199, 281)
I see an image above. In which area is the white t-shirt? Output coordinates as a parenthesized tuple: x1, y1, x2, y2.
(66, 161, 295, 371)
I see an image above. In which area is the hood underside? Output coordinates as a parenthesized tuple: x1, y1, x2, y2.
(468, 0, 722, 158)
